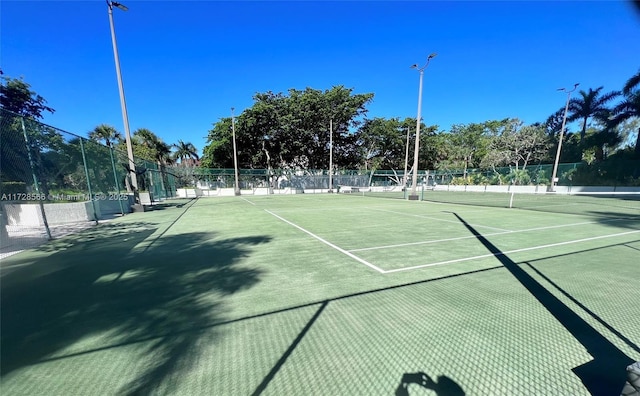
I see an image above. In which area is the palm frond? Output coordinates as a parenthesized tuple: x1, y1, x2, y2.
(610, 91, 640, 126)
(623, 69, 640, 96)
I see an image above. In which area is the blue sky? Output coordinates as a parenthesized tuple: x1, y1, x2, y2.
(2, 1, 639, 155)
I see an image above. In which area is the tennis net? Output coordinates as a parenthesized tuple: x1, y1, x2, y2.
(421, 188, 640, 217)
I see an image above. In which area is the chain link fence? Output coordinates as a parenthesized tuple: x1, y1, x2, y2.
(186, 160, 640, 196)
(0, 108, 177, 257)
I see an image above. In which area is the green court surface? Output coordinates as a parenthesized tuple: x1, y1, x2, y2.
(1, 195, 639, 395)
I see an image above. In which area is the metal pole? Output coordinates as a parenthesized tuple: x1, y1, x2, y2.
(109, 145, 126, 215)
(107, 1, 137, 193)
(231, 107, 240, 195)
(403, 125, 410, 189)
(549, 83, 579, 192)
(409, 70, 424, 199)
(329, 119, 333, 193)
(409, 53, 436, 200)
(21, 118, 52, 240)
(79, 138, 99, 224)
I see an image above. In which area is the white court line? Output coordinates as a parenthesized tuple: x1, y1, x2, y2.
(371, 208, 511, 232)
(241, 197, 256, 205)
(264, 209, 385, 273)
(349, 220, 611, 252)
(383, 229, 640, 274)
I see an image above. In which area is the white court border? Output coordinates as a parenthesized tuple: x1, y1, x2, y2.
(265, 209, 640, 275)
(264, 210, 385, 273)
(383, 229, 640, 274)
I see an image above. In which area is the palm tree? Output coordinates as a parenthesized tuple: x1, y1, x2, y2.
(567, 87, 620, 141)
(88, 124, 121, 147)
(610, 91, 640, 157)
(133, 128, 174, 197)
(172, 140, 199, 166)
(133, 128, 174, 163)
(623, 68, 640, 96)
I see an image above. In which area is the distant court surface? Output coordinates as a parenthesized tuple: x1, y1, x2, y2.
(1, 195, 639, 395)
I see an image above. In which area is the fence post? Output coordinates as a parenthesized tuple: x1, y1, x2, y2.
(109, 145, 126, 216)
(79, 137, 99, 224)
(20, 117, 52, 240)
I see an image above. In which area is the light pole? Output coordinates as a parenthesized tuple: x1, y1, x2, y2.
(549, 83, 579, 192)
(107, 0, 137, 192)
(409, 53, 437, 200)
(403, 125, 410, 189)
(329, 119, 333, 193)
(231, 107, 240, 195)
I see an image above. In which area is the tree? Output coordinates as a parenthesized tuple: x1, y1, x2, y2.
(567, 87, 619, 141)
(202, 86, 374, 173)
(606, 70, 640, 157)
(443, 122, 491, 178)
(132, 128, 174, 196)
(1, 114, 67, 196)
(623, 68, 640, 96)
(0, 72, 55, 119)
(201, 118, 234, 168)
(356, 117, 407, 171)
(133, 128, 173, 164)
(173, 140, 199, 165)
(0, 74, 63, 195)
(543, 108, 567, 138)
(481, 119, 550, 174)
(88, 124, 122, 148)
(610, 91, 640, 157)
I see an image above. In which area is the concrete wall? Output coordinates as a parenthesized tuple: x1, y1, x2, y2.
(176, 188, 204, 198)
(1, 198, 130, 227)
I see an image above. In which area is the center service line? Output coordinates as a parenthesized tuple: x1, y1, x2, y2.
(264, 209, 385, 273)
(241, 197, 256, 205)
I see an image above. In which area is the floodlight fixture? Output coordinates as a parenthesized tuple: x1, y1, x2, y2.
(111, 1, 128, 11)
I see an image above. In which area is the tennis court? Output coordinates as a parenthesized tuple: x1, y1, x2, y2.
(1, 193, 639, 395)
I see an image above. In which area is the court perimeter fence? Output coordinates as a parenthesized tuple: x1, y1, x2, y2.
(0, 109, 177, 257)
(187, 159, 640, 194)
(2, 107, 639, 256)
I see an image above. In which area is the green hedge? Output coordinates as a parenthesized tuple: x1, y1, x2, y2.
(0, 181, 27, 194)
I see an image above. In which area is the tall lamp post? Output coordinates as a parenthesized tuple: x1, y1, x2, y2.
(403, 125, 410, 189)
(409, 53, 437, 200)
(107, 0, 137, 192)
(231, 107, 240, 195)
(549, 83, 579, 192)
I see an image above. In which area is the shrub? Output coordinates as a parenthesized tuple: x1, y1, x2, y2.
(507, 170, 531, 185)
(0, 181, 27, 195)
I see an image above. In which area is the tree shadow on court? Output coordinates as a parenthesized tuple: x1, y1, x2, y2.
(449, 211, 634, 396)
(588, 210, 640, 230)
(395, 372, 465, 396)
(1, 220, 270, 395)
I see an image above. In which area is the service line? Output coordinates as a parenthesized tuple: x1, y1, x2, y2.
(349, 219, 612, 252)
(383, 229, 640, 274)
